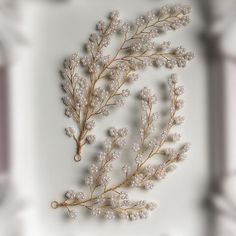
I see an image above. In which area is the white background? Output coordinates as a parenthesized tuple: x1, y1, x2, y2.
(9, 0, 209, 236)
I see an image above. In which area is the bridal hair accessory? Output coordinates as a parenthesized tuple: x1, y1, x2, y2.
(52, 4, 193, 221)
(60, 5, 193, 162)
(52, 73, 191, 220)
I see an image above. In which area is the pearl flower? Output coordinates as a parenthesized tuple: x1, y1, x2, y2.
(111, 150, 121, 160)
(108, 127, 118, 137)
(98, 151, 106, 162)
(86, 135, 96, 144)
(120, 191, 128, 200)
(104, 210, 115, 220)
(174, 116, 184, 125)
(164, 148, 176, 158)
(91, 207, 102, 216)
(169, 133, 181, 142)
(104, 138, 112, 150)
(146, 202, 157, 211)
(65, 127, 76, 138)
(155, 57, 165, 67)
(118, 128, 128, 137)
(101, 55, 111, 65)
(97, 20, 106, 31)
(130, 174, 144, 187)
(140, 87, 151, 101)
(115, 98, 124, 107)
(85, 120, 95, 130)
(65, 190, 76, 199)
(68, 210, 78, 219)
(177, 153, 187, 162)
(121, 89, 130, 97)
(136, 16, 146, 26)
(119, 211, 129, 219)
(85, 175, 94, 185)
(166, 59, 176, 69)
(181, 143, 191, 153)
(89, 164, 99, 174)
(127, 73, 139, 82)
(135, 154, 143, 164)
(129, 212, 139, 221)
(175, 86, 184, 96)
(99, 174, 111, 187)
(121, 22, 131, 33)
(155, 171, 167, 180)
(104, 163, 113, 172)
(116, 138, 127, 148)
(132, 142, 140, 152)
(89, 33, 99, 42)
(160, 5, 171, 15)
(139, 210, 149, 219)
(96, 195, 106, 206)
(65, 108, 72, 118)
(143, 165, 156, 176)
(160, 41, 171, 50)
(175, 99, 184, 110)
(75, 192, 85, 200)
(146, 10, 156, 21)
(143, 180, 154, 190)
(110, 10, 119, 20)
(152, 112, 159, 121)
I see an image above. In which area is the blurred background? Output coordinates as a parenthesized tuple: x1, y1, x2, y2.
(0, 0, 236, 235)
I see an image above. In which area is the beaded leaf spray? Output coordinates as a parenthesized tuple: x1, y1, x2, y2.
(52, 5, 193, 221)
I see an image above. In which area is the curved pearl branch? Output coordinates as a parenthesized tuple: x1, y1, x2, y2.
(52, 73, 191, 221)
(61, 4, 194, 162)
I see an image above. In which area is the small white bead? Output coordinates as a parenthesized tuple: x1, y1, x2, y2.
(146, 202, 157, 211)
(65, 127, 76, 138)
(132, 142, 140, 152)
(86, 135, 96, 144)
(65, 190, 76, 199)
(85, 175, 94, 185)
(85, 120, 95, 130)
(75, 192, 85, 200)
(91, 207, 101, 216)
(108, 127, 118, 137)
(68, 210, 78, 219)
(182, 143, 191, 153)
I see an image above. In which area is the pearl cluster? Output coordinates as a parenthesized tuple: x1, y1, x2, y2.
(65, 190, 85, 201)
(65, 127, 76, 138)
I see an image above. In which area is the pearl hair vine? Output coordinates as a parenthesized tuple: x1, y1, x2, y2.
(60, 5, 193, 162)
(52, 73, 191, 220)
(52, 5, 194, 221)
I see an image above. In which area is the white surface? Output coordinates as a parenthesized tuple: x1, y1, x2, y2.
(9, 0, 209, 236)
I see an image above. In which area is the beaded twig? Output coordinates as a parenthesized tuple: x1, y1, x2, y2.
(52, 73, 191, 221)
(61, 5, 193, 162)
